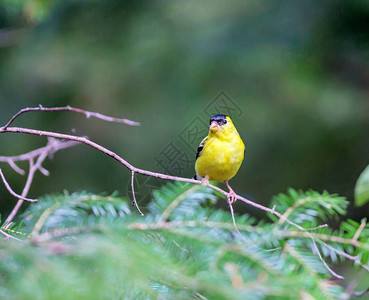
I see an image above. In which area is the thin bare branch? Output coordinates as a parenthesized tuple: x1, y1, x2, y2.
(7, 159, 25, 175)
(285, 231, 368, 250)
(0, 229, 23, 242)
(311, 237, 344, 279)
(3, 105, 140, 129)
(0, 140, 78, 163)
(320, 241, 369, 272)
(195, 292, 209, 300)
(131, 171, 144, 216)
(353, 288, 369, 297)
(305, 224, 328, 231)
(5, 159, 35, 223)
(38, 166, 50, 176)
(227, 198, 245, 240)
(352, 219, 367, 242)
(0, 168, 37, 202)
(3, 139, 79, 223)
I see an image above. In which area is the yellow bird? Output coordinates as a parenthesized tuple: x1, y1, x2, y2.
(194, 114, 245, 203)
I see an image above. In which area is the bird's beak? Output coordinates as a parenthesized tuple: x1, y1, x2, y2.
(209, 121, 219, 132)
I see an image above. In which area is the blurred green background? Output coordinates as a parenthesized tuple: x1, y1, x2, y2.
(0, 0, 368, 220)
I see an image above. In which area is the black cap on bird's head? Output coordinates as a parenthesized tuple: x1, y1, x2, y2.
(209, 114, 227, 125)
(209, 114, 229, 132)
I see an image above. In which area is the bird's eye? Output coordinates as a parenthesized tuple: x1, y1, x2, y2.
(223, 119, 227, 124)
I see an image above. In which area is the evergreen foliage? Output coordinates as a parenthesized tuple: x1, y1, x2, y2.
(0, 182, 368, 299)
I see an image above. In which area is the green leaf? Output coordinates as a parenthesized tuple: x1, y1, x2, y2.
(355, 165, 369, 207)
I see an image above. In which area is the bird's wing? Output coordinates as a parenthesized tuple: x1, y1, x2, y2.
(195, 136, 208, 160)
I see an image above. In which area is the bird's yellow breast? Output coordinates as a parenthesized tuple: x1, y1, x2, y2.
(195, 129, 245, 182)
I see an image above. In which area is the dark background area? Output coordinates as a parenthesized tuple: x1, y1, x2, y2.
(0, 0, 368, 221)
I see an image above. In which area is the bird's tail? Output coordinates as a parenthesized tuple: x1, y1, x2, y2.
(193, 174, 198, 180)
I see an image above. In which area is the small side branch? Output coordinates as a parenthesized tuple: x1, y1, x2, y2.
(352, 219, 366, 242)
(320, 241, 369, 272)
(131, 171, 144, 216)
(5, 159, 35, 223)
(310, 237, 344, 279)
(227, 198, 244, 240)
(3, 105, 140, 129)
(0, 229, 23, 242)
(353, 288, 369, 297)
(0, 168, 37, 202)
(1, 139, 79, 223)
(7, 160, 25, 175)
(0, 140, 79, 163)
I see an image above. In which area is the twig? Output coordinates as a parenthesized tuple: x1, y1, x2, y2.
(227, 198, 244, 240)
(0, 140, 78, 163)
(5, 159, 35, 223)
(310, 238, 344, 279)
(320, 241, 369, 272)
(131, 171, 144, 216)
(0, 229, 23, 242)
(195, 292, 208, 300)
(353, 288, 369, 297)
(172, 240, 190, 253)
(0, 168, 37, 202)
(7, 159, 25, 175)
(305, 224, 328, 231)
(285, 231, 368, 250)
(1, 139, 79, 223)
(352, 219, 367, 242)
(3, 105, 140, 129)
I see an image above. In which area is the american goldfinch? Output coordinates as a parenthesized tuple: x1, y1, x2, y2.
(194, 114, 245, 203)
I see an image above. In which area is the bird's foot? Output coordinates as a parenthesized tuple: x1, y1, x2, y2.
(225, 181, 238, 204)
(201, 176, 210, 186)
(227, 190, 238, 204)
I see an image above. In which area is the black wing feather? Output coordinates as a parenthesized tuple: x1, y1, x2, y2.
(194, 137, 208, 180)
(195, 137, 208, 160)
